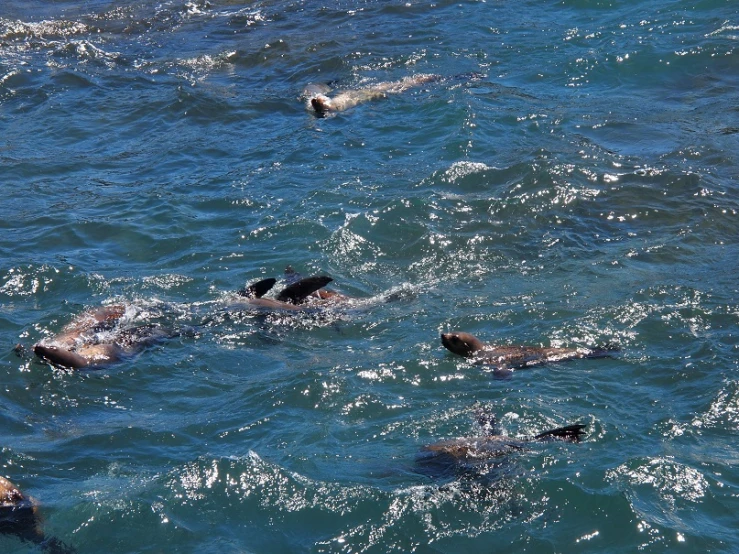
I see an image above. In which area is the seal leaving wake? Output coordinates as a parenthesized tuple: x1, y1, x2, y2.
(303, 73, 441, 115)
(441, 331, 617, 372)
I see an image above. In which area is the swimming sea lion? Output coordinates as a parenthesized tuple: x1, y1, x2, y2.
(415, 407, 586, 478)
(441, 331, 617, 371)
(304, 73, 441, 115)
(0, 476, 74, 553)
(33, 305, 170, 370)
(420, 423, 586, 460)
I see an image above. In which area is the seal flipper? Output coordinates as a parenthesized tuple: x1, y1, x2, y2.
(237, 278, 277, 298)
(533, 424, 587, 443)
(33, 345, 91, 369)
(276, 276, 333, 304)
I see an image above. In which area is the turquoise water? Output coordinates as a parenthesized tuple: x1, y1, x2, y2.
(2, 0, 739, 552)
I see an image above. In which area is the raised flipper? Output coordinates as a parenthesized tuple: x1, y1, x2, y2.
(237, 278, 277, 299)
(276, 276, 333, 304)
(533, 424, 587, 442)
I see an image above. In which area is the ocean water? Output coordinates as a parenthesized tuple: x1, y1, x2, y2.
(1, 0, 738, 552)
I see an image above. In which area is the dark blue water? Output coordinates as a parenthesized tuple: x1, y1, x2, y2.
(2, 0, 739, 552)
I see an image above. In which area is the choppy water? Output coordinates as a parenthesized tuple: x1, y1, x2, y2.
(2, 0, 739, 552)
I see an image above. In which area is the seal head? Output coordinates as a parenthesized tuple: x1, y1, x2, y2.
(441, 332, 485, 358)
(310, 94, 333, 115)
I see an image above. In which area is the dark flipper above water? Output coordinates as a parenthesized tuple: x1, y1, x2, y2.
(533, 424, 587, 442)
(237, 277, 277, 299)
(276, 276, 333, 304)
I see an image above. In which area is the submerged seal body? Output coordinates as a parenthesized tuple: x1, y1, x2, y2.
(441, 331, 617, 371)
(416, 407, 586, 478)
(304, 73, 440, 115)
(0, 476, 73, 553)
(33, 305, 170, 370)
(421, 424, 586, 461)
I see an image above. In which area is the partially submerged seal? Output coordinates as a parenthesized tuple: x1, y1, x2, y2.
(33, 305, 170, 370)
(416, 407, 586, 478)
(303, 73, 441, 115)
(0, 476, 74, 553)
(441, 331, 617, 371)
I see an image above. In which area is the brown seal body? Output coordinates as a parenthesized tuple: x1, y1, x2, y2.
(421, 424, 586, 461)
(0, 476, 40, 540)
(441, 331, 617, 371)
(305, 73, 440, 115)
(33, 305, 169, 370)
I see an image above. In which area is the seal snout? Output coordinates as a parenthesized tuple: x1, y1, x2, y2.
(311, 94, 332, 114)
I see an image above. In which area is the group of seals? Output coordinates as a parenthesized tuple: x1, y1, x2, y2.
(30, 272, 345, 370)
(11, 70, 621, 547)
(429, 332, 616, 471)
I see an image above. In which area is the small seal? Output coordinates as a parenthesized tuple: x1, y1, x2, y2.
(441, 331, 617, 371)
(303, 73, 441, 115)
(0, 476, 74, 553)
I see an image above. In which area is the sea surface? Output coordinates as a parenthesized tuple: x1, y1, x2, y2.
(1, 0, 738, 552)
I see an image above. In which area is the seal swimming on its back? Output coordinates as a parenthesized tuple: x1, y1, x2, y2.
(33, 305, 171, 370)
(441, 331, 617, 372)
(0, 476, 74, 553)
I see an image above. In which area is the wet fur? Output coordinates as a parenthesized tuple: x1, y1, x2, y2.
(305, 73, 441, 115)
(416, 408, 586, 479)
(441, 331, 617, 370)
(33, 306, 169, 370)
